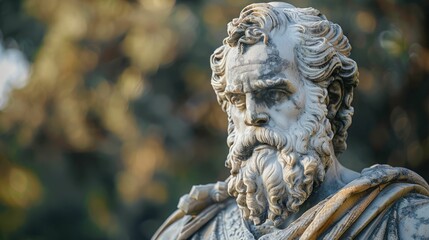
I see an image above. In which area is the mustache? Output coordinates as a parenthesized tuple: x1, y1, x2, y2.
(230, 127, 287, 161)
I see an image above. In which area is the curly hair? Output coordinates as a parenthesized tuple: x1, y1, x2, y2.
(210, 2, 359, 155)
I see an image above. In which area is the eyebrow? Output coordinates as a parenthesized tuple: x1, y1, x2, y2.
(251, 78, 297, 94)
(224, 78, 297, 95)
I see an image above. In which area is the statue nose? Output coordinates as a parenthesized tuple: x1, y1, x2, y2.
(244, 94, 270, 126)
(245, 112, 270, 126)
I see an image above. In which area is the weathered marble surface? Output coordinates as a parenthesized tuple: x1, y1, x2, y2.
(153, 2, 429, 239)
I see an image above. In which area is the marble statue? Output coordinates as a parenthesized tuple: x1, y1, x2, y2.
(153, 2, 429, 239)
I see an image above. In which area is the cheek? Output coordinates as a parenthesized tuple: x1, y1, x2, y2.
(230, 107, 245, 129)
(271, 93, 306, 128)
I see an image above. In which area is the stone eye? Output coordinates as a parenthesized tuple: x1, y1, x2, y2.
(229, 94, 245, 107)
(266, 89, 288, 102)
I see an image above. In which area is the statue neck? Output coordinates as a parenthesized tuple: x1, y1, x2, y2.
(314, 156, 360, 201)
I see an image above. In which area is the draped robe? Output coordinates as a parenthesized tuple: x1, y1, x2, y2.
(153, 165, 429, 240)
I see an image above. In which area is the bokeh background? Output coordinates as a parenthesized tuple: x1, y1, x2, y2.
(0, 0, 428, 239)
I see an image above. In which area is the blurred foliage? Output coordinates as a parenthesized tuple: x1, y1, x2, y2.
(0, 0, 428, 239)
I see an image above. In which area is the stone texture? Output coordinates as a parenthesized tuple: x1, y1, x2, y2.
(153, 2, 429, 239)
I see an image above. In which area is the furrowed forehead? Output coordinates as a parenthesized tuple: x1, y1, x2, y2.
(224, 42, 297, 93)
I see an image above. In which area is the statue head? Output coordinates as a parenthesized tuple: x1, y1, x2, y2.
(210, 2, 359, 226)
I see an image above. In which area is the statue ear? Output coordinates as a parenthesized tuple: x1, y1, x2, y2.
(327, 79, 343, 120)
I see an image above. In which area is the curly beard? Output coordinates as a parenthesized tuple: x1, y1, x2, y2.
(226, 83, 333, 226)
